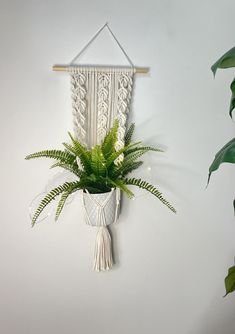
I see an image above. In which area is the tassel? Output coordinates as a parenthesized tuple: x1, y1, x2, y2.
(93, 226, 113, 272)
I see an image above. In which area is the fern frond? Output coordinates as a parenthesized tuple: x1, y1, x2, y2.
(67, 133, 92, 173)
(25, 150, 75, 164)
(122, 150, 148, 166)
(31, 181, 79, 226)
(125, 123, 135, 146)
(101, 119, 119, 158)
(62, 142, 77, 155)
(55, 191, 71, 221)
(50, 161, 83, 178)
(79, 174, 111, 193)
(55, 183, 80, 221)
(125, 178, 176, 213)
(91, 145, 107, 176)
(106, 141, 142, 168)
(121, 161, 144, 176)
(109, 160, 143, 179)
(108, 178, 134, 198)
(125, 146, 164, 156)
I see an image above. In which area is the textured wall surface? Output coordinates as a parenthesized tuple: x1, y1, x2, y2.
(0, 0, 235, 333)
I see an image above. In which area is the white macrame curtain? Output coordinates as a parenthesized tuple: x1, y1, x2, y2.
(69, 66, 135, 150)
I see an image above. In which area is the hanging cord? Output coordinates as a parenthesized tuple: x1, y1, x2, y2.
(69, 23, 107, 65)
(69, 22, 134, 68)
(105, 24, 134, 68)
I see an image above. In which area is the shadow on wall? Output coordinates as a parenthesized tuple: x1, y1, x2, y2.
(191, 294, 235, 334)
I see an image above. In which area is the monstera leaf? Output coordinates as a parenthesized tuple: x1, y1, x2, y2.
(211, 47, 235, 118)
(211, 47, 235, 76)
(210, 47, 235, 296)
(208, 138, 235, 183)
(230, 78, 235, 118)
(224, 265, 235, 296)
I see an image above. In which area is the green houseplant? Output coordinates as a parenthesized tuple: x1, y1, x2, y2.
(208, 46, 235, 296)
(26, 120, 176, 226)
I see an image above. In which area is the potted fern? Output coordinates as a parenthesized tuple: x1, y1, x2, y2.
(26, 120, 176, 271)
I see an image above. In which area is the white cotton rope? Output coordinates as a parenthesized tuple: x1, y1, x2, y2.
(82, 189, 120, 272)
(93, 226, 113, 271)
(69, 67, 135, 150)
(69, 22, 134, 68)
(68, 23, 135, 271)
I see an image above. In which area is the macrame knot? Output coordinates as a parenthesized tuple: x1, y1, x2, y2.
(82, 188, 120, 272)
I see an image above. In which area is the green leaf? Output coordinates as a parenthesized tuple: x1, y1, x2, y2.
(91, 145, 107, 176)
(113, 160, 144, 178)
(125, 146, 164, 156)
(110, 158, 143, 179)
(25, 150, 75, 164)
(50, 161, 83, 178)
(229, 78, 235, 118)
(108, 178, 134, 198)
(208, 138, 235, 183)
(125, 123, 135, 146)
(31, 182, 80, 226)
(211, 47, 235, 76)
(125, 177, 176, 213)
(101, 119, 119, 158)
(122, 149, 149, 168)
(67, 133, 92, 173)
(62, 142, 77, 155)
(55, 183, 81, 221)
(55, 191, 71, 221)
(106, 141, 141, 168)
(122, 161, 143, 177)
(224, 265, 235, 296)
(79, 175, 111, 193)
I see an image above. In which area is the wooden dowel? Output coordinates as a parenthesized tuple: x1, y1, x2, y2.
(52, 65, 149, 74)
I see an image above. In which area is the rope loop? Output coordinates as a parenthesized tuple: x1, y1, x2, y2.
(69, 23, 134, 68)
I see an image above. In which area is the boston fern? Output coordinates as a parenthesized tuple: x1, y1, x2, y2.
(26, 120, 176, 226)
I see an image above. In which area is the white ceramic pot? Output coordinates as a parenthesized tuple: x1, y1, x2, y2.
(82, 188, 120, 226)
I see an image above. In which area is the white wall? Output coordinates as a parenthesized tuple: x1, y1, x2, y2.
(1, 0, 235, 333)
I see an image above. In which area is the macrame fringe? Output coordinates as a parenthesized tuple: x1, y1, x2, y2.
(93, 226, 113, 272)
(82, 189, 120, 272)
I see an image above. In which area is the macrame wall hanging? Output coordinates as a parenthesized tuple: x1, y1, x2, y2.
(53, 23, 149, 271)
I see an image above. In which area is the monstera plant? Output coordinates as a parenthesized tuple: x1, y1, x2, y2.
(26, 120, 176, 226)
(209, 46, 235, 296)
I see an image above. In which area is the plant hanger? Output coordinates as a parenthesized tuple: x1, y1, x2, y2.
(25, 23, 176, 272)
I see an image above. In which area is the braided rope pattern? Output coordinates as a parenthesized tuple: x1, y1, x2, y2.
(97, 73, 110, 144)
(70, 70, 87, 146)
(115, 72, 134, 162)
(68, 67, 134, 155)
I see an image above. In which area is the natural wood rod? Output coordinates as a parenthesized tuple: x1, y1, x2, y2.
(52, 65, 149, 74)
